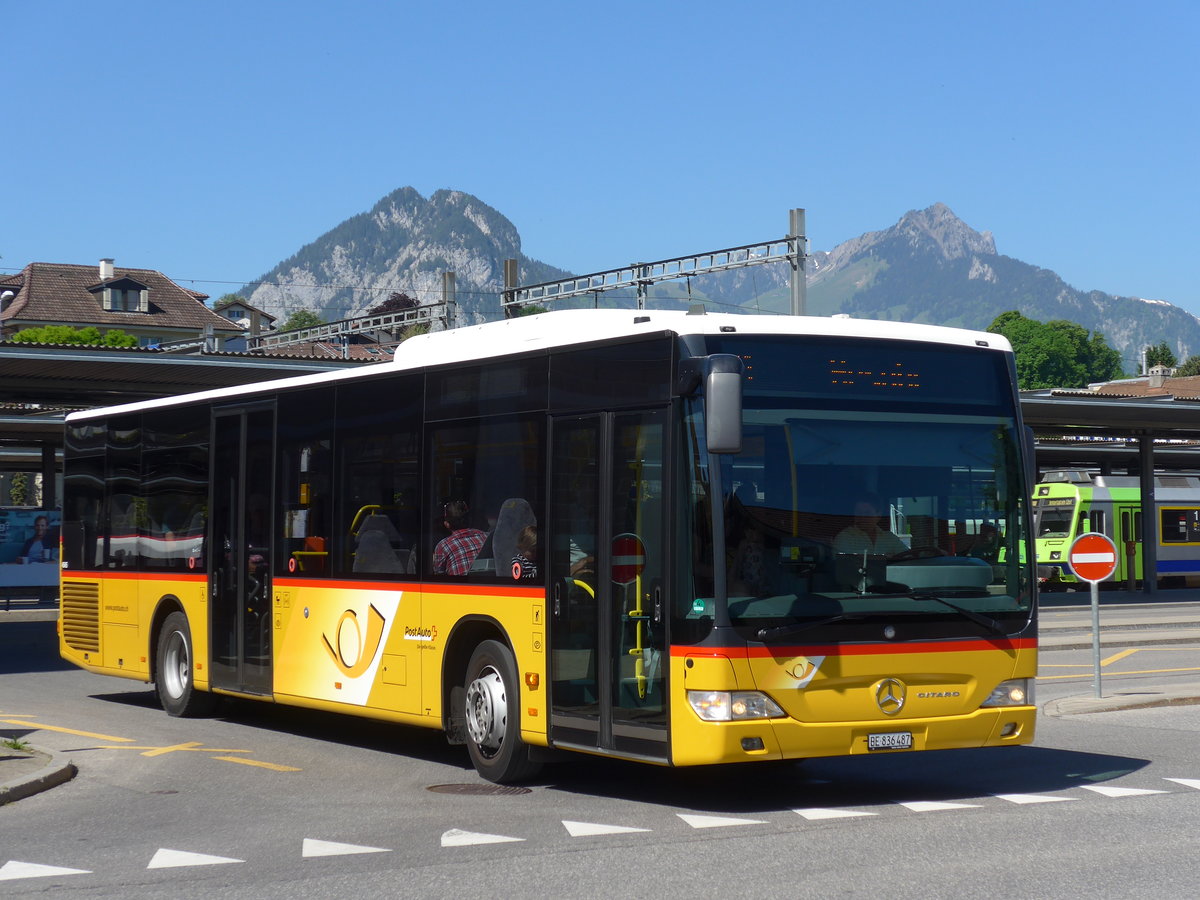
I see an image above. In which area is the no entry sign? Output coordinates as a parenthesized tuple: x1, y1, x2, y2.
(611, 533, 646, 585)
(1069, 532, 1118, 583)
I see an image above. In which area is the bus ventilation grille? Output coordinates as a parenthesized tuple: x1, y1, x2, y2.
(61, 581, 101, 652)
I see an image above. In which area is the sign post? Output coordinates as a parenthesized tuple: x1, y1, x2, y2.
(1068, 532, 1118, 698)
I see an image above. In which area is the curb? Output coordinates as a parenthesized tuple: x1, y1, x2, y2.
(0, 748, 77, 806)
(1043, 683, 1200, 717)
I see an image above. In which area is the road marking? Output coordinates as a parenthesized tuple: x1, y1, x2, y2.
(96, 743, 252, 756)
(899, 801, 982, 812)
(0, 861, 91, 881)
(0, 718, 133, 743)
(302, 838, 390, 857)
(147, 848, 243, 869)
(1102, 649, 1139, 666)
(677, 813, 766, 829)
(441, 829, 524, 847)
(793, 807, 877, 820)
(993, 793, 1076, 804)
(1164, 778, 1200, 790)
(562, 820, 651, 837)
(1038, 665, 1200, 681)
(213, 756, 301, 772)
(1081, 785, 1168, 798)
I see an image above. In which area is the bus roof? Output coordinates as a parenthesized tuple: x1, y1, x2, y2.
(66, 309, 1012, 423)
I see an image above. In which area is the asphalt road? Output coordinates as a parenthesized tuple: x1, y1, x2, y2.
(3, 612, 1200, 898)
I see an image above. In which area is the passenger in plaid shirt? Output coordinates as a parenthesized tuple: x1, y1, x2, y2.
(433, 500, 486, 576)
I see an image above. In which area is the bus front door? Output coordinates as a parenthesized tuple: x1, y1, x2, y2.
(209, 404, 275, 697)
(549, 411, 668, 761)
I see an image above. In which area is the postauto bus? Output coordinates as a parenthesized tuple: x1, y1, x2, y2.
(59, 308, 1037, 783)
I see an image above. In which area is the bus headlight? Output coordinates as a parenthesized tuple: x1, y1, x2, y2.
(981, 678, 1033, 708)
(688, 690, 785, 721)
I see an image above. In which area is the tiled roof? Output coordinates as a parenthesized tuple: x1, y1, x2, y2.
(0, 262, 242, 334)
(1082, 375, 1200, 401)
(258, 340, 394, 362)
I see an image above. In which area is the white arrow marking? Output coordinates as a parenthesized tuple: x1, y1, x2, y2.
(1164, 778, 1200, 791)
(994, 793, 1076, 804)
(677, 813, 767, 829)
(562, 820, 651, 837)
(793, 807, 877, 820)
(900, 801, 982, 812)
(147, 848, 244, 869)
(0, 861, 91, 881)
(302, 838, 391, 858)
(1081, 785, 1167, 798)
(440, 829, 524, 847)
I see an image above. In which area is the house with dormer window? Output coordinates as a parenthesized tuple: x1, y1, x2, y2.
(0, 259, 244, 348)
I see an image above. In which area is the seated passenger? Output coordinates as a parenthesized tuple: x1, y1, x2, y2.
(834, 493, 906, 557)
(433, 500, 486, 576)
(511, 525, 538, 580)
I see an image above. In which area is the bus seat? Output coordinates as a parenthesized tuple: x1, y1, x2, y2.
(353, 528, 403, 574)
(490, 498, 536, 572)
(356, 513, 402, 546)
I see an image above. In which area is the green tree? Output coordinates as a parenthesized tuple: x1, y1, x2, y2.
(1175, 355, 1200, 377)
(9, 325, 138, 347)
(987, 311, 1123, 390)
(1144, 341, 1178, 371)
(280, 310, 324, 332)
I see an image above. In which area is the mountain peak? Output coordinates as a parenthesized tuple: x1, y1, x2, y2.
(893, 203, 996, 260)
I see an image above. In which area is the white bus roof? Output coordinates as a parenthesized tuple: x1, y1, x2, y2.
(67, 309, 1012, 422)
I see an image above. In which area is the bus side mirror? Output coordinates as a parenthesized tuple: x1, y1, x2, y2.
(705, 354, 743, 455)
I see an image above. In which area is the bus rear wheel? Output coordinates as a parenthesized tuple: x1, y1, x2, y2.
(463, 640, 541, 784)
(156, 611, 216, 717)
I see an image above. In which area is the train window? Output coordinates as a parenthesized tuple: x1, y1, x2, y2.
(1160, 507, 1200, 544)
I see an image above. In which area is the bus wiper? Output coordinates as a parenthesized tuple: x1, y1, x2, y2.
(756, 612, 870, 642)
(904, 591, 1010, 638)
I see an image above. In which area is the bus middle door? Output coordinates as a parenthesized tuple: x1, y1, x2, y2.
(548, 410, 668, 761)
(209, 403, 275, 697)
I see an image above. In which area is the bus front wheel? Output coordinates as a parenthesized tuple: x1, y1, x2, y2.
(463, 640, 541, 784)
(155, 611, 216, 717)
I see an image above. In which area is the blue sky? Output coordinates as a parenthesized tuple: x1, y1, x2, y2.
(5, 1, 1199, 317)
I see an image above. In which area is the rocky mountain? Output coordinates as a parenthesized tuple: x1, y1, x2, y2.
(239, 191, 1200, 364)
(690, 203, 1200, 364)
(241, 187, 569, 324)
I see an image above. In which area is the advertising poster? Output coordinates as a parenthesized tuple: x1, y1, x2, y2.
(0, 508, 61, 588)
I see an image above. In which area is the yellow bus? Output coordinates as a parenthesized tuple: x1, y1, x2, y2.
(59, 308, 1037, 782)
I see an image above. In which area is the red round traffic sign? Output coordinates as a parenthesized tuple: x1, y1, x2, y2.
(1068, 532, 1118, 583)
(611, 533, 646, 585)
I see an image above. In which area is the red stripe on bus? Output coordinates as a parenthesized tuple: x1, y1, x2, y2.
(670, 637, 1037, 658)
(61, 571, 207, 583)
(270, 576, 543, 599)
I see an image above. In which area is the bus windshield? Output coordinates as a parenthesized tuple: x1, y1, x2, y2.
(678, 335, 1034, 641)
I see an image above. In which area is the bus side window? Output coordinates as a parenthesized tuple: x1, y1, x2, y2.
(334, 374, 421, 580)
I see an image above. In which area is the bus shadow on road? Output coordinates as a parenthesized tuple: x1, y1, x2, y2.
(86, 688, 472, 772)
(536, 745, 1152, 812)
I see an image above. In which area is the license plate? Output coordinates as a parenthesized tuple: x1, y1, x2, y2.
(868, 732, 913, 751)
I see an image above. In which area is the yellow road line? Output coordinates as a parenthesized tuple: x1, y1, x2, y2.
(1039, 665, 1200, 682)
(0, 718, 134, 742)
(1102, 649, 1139, 666)
(212, 756, 300, 772)
(1040, 663, 1092, 668)
(95, 743, 252, 756)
